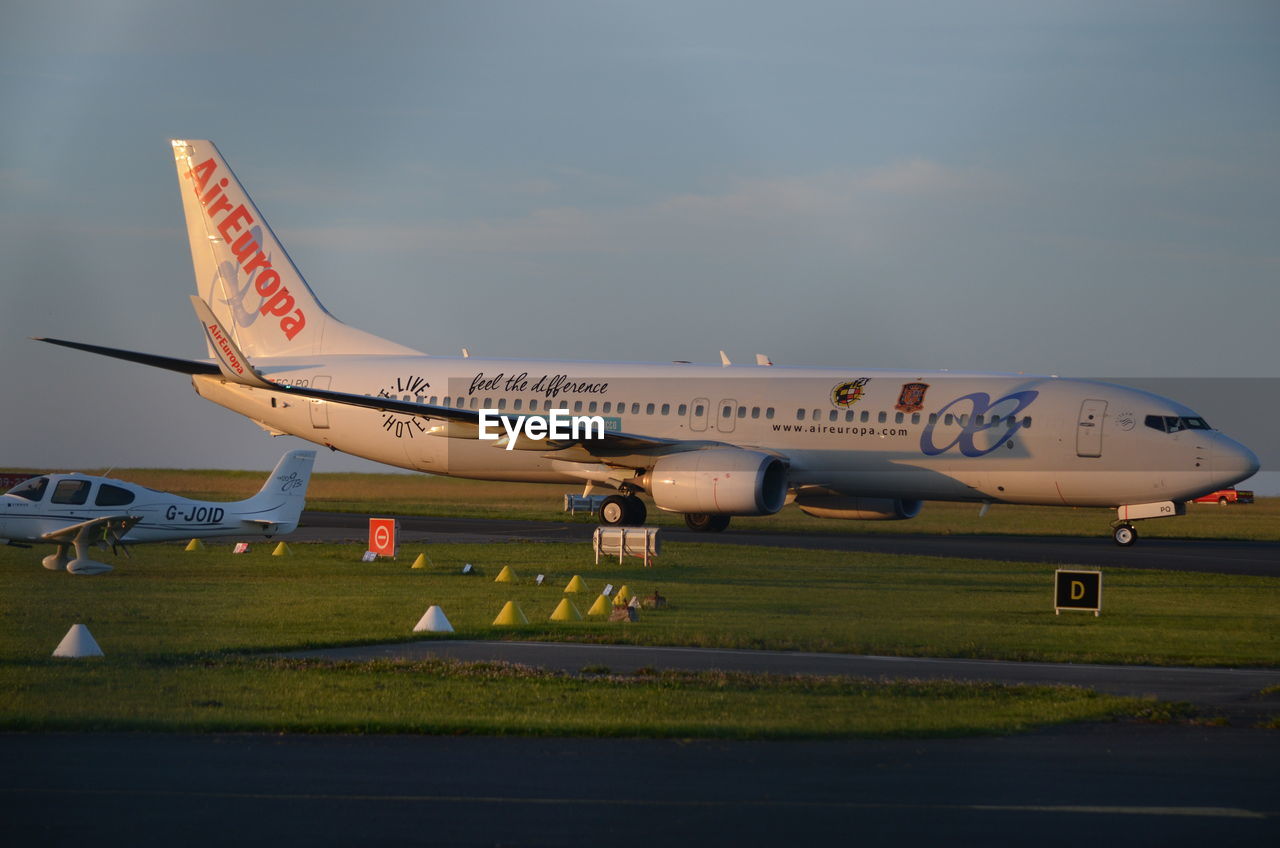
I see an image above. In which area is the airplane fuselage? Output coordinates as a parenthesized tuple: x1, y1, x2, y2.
(0, 479, 290, 544)
(191, 356, 1254, 510)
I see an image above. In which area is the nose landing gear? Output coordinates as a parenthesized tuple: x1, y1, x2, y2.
(1111, 523, 1137, 546)
(1109, 500, 1184, 546)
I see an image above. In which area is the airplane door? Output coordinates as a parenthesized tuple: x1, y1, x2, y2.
(690, 397, 709, 432)
(1076, 398, 1106, 458)
(717, 398, 737, 433)
(310, 376, 332, 429)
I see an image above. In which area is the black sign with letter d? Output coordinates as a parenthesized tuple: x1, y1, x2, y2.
(1054, 569, 1102, 617)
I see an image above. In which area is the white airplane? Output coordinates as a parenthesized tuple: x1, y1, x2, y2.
(0, 450, 315, 574)
(39, 140, 1259, 546)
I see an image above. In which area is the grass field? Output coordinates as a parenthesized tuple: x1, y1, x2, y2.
(32, 467, 1280, 542)
(1, 538, 1275, 737)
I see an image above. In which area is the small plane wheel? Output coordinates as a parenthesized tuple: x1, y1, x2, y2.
(685, 513, 731, 532)
(599, 495, 630, 526)
(1113, 524, 1137, 546)
(1218, 496, 1228, 505)
(623, 496, 647, 526)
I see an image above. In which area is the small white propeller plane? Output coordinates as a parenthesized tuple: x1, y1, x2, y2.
(38, 140, 1260, 545)
(0, 450, 315, 574)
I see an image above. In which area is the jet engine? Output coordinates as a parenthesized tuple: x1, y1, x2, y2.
(793, 493, 923, 521)
(641, 448, 788, 516)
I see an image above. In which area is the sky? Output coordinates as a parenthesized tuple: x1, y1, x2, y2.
(1, 1, 1277, 490)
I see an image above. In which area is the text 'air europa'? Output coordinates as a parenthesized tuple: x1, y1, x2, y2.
(187, 158, 306, 341)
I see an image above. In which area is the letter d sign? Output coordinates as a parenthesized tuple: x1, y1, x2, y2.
(1054, 569, 1101, 616)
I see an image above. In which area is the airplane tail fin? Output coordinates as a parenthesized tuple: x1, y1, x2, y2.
(169, 139, 421, 359)
(241, 450, 317, 534)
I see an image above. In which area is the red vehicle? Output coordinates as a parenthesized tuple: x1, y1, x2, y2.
(0, 473, 36, 492)
(1193, 488, 1254, 505)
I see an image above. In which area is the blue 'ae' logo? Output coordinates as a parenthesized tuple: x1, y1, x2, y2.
(277, 472, 304, 493)
(920, 390, 1039, 458)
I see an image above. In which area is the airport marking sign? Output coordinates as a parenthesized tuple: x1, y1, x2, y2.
(1055, 569, 1102, 616)
(368, 517, 398, 559)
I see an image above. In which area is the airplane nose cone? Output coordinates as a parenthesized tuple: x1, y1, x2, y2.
(1214, 436, 1260, 485)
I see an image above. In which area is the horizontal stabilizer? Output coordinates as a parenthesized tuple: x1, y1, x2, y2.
(36, 338, 219, 376)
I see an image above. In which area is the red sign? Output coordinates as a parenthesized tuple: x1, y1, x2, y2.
(0, 473, 36, 492)
(368, 518, 398, 558)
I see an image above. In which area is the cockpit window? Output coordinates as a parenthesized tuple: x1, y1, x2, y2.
(7, 476, 49, 501)
(95, 484, 135, 507)
(51, 479, 91, 506)
(1145, 414, 1212, 434)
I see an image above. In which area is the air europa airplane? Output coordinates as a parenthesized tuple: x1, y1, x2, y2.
(41, 140, 1259, 546)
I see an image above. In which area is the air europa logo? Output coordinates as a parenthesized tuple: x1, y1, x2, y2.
(205, 321, 245, 375)
(187, 158, 306, 342)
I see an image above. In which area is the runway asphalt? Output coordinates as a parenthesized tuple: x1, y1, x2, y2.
(297, 510, 1280, 576)
(3, 727, 1277, 846)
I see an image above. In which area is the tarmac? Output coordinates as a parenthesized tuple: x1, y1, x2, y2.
(296, 510, 1280, 576)
(6, 513, 1276, 845)
(3, 727, 1276, 846)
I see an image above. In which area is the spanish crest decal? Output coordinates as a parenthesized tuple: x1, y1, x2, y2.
(895, 382, 929, 414)
(830, 378, 870, 408)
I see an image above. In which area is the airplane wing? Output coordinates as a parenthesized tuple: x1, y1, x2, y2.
(275, 380, 683, 454)
(34, 333, 679, 456)
(42, 515, 142, 545)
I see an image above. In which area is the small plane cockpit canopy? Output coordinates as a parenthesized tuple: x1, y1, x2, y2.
(51, 479, 92, 506)
(95, 483, 135, 507)
(7, 476, 49, 501)
(1144, 415, 1211, 434)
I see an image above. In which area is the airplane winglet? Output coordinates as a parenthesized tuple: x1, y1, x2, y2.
(189, 296, 275, 389)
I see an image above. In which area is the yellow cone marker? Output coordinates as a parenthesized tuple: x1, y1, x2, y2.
(613, 584, 631, 606)
(564, 574, 587, 593)
(587, 594, 612, 616)
(550, 598, 583, 622)
(492, 600, 529, 626)
(494, 565, 518, 583)
(411, 553, 428, 569)
(184, 538, 205, 552)
(272, 542, 292, 556)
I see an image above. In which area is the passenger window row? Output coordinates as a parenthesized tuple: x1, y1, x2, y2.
(417, 396, 776, 420)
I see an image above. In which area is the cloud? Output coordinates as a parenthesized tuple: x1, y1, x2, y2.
(284, 159, 1005, 259)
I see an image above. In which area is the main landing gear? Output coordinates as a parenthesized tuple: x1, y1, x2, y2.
(684, 513, 731, 532)
(595, 496, 732, 533)
(598, 494, 647, 527)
